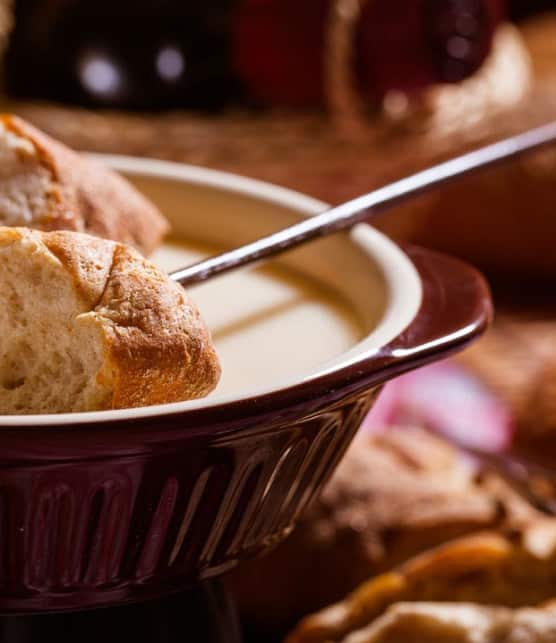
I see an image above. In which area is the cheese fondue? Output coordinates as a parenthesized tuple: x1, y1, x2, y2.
(153, 241, 364, 397)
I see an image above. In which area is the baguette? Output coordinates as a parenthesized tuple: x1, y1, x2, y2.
(0, 227, 220, 414)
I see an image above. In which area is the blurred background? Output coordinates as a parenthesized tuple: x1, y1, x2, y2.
(1, 0, 556, 284)
(0, 0, 548, 110)
(4, 2, 556, 641)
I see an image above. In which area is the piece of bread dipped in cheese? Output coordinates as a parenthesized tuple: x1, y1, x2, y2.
(0, 227, 220, 414)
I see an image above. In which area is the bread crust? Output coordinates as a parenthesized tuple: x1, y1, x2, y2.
(287, 524, 556, 643)
(330, 602, 556, 643)
(0, 227, 220, 411)
(0, 115, 169, 255)
(93, 241, 221, 408)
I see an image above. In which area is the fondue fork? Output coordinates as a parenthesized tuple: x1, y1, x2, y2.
(169, 123, 556, 514)
(170, 121, 556, 288)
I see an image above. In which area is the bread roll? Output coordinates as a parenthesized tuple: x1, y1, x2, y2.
(287, 522, 556, 642)
(0, 227, 220, 414)
(0, 114, 168, 255)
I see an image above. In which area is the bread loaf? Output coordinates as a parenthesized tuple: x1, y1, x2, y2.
(0, 114, 168, 255)
(287, 524, 556, 642)
(0, 227, 220, 414)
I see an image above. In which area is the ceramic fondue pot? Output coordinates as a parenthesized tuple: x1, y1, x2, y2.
(0, 158, 491, 612)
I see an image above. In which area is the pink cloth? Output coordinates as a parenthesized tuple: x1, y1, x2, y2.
(363, 361, 513, 452)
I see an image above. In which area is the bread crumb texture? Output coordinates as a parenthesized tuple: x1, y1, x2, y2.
(0, 227, 220, 414)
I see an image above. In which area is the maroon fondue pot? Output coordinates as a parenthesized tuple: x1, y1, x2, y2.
(0, 158, 492, 612)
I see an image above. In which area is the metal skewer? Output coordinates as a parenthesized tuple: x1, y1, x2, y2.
(170, 121, 556, 288)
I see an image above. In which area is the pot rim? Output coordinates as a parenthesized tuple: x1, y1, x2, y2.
(0, 156, 488, 430)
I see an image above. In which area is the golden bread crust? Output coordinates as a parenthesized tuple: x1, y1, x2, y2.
(42, 229, 116, 308)
(93, 242, 221, 407)
(341, 602, 556, 643)
(0, 227, 220, 411)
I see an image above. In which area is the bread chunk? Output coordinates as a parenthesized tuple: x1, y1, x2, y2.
(231, 427, 556, 637)
(287, 523, 556, 642)
(0, 227, 220, 414)
(0, 114, 168, 255)
(342, 602, 556, 643)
